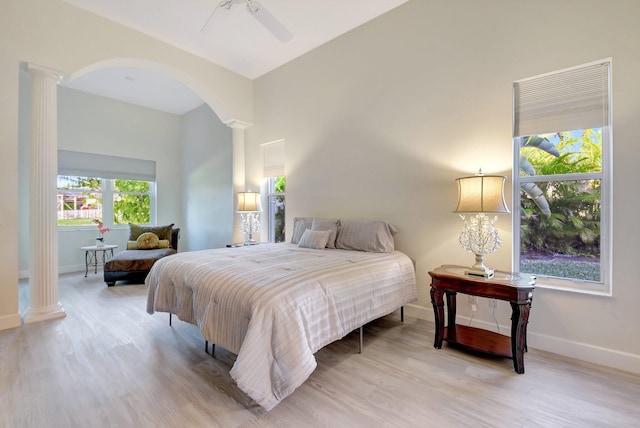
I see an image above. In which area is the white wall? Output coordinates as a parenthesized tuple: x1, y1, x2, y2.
(181, 104, 234, 250)
(17, 79, 184, 276)
(0, 0, 253, 329)
(248, 0, 640, 373)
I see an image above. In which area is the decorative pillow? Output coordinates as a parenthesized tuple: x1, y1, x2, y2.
(297, 229, 331, 250)
(136, 232, 160, 250)
(291, 217, 313, 244)
(129, 223, 174, 241)
(311, 218, 339, 249)
(336, 220, 399, 253)
(127, 239, 170, 250)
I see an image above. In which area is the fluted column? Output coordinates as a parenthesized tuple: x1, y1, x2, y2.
(24, 64, 66, 324)
(225, 119, 252, 244)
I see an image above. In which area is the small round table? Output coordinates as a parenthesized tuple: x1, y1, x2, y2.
(81, 244, 118, 277)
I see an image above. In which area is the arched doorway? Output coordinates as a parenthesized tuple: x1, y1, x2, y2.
(66, 58, 232, 123)
(18, 58, 250, 321)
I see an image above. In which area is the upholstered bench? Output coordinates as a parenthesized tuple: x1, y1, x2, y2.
(104, 225, 179, 287)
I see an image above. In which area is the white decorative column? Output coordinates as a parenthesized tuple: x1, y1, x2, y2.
(225, 119, 252, 244)
(24, 64, 66, 324)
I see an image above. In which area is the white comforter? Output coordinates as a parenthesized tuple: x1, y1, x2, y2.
(146, 243, 417, 410)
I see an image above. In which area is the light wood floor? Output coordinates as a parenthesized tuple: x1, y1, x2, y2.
(2, 273, 639, 428)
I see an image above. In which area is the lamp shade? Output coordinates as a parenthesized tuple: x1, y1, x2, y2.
(237, 192, 263, 212)
(454, 174, 510, 213)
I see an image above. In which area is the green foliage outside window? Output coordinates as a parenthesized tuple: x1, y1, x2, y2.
(519, 129, 602, 281)
(57, 218, 96, 226)
(274, 176, 285, 193)
(114, 179, 149, 193)
(113, 194, 150, 224)
(272, 177, 286, 243)
(113, 179, 151, 224)
(520, 129, 601, 177)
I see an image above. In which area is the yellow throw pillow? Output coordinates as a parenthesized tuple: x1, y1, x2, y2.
(127, 239, 170, 250)
(137, 232, 160, 250)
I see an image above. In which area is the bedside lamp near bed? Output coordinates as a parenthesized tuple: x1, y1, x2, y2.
(454, 170, 510, 278)
(237, 191, 262, 245)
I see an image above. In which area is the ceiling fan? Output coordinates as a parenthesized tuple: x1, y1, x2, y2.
(200, 0, 293, 42)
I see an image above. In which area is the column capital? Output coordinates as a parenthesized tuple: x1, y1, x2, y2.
(27, 63, 64, 82)
(224, 118, 253, 130)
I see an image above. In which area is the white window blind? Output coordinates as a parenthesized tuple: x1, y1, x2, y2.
(58, 150, 156, 181)
(262, 140, 285, 178)
(513, 61, 610, 137)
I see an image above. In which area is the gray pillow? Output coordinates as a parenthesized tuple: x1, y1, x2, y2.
(291, 217, 313, 244)
(311, 218, 339, 248)
(297, 229, 331, 250)
(336, 220, 398, 253)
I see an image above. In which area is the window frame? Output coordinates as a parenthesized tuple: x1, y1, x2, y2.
(57, 175, 156, 229)
(512, 60, 612, 295)
(265, 176, 285, 243)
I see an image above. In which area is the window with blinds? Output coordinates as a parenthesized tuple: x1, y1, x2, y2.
(513, 60, 611, 294)
(262, 140, 285, 178)
(57, 151, 156, 227)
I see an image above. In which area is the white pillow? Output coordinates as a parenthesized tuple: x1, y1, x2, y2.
(336, 220, 398, 253)
(297, 229, 331, 250)
(311, 218, 339, 248)
(291, 217, 313, 244)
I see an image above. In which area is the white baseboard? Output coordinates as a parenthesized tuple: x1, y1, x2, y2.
(408, 304, 640, 376)
(60, 264, 88, 275)
(527, 331, 640, 376)
(19, 264, 86, 279)
(0, 312, 22, 330)
(404, 303, 433, 322)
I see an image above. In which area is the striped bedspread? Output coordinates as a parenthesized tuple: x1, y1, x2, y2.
(146, 243, 417, 410)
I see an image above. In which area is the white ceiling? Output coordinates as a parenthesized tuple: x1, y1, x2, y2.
(60, 0, 410, 115)
(62, 67, 207, 115)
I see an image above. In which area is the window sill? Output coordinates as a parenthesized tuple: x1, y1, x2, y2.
(58, 225, 130, 232)
(533, 277, 612, 297)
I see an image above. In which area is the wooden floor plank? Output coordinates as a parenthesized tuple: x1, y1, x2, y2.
(1, 273, 639, 427)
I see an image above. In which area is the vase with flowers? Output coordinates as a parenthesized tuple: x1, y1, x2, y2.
(94, 219, 110, 247)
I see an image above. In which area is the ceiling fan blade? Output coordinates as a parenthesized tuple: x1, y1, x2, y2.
(200, 0, 238, 32)
(246, 0, 293, 42)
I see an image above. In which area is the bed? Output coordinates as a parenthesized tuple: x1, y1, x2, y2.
(146, 219, 417, 410)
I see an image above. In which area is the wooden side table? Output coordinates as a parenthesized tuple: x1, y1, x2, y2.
(81, 244, 118, 277)
(428, 265, 536, 374)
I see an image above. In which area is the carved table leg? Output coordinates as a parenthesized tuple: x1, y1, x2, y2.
(445, 291, 457, 331)
(510, 301, 531, 374)
(430, 286, 445, 348)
